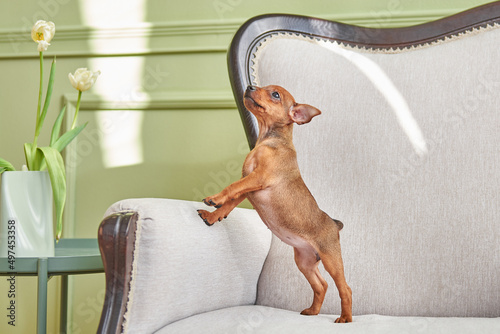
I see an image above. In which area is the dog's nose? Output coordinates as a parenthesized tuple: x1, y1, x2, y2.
(247, 85, 257, 92)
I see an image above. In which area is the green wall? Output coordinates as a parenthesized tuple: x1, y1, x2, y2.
(0, 0, 493, 332)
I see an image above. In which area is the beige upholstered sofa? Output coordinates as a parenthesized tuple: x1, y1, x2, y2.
(97, 3, 500, 333)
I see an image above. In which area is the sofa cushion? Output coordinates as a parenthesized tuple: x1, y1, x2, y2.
(104, 198, 272, 333)
(155, 305, 500, 334)
(253, 28, 500, 317)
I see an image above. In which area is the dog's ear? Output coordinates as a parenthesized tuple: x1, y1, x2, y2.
(289, 104, 321, 125)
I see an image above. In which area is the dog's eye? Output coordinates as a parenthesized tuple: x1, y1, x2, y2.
(271, 92, 280, 99)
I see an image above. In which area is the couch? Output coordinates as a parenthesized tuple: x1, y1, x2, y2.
(97, 3, 500, 333)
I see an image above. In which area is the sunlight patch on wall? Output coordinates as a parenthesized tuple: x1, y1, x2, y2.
(95, 110, 144, 168)
(79, 0, 148, 168)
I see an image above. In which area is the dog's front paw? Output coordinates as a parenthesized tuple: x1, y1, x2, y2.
(197, 209, 224, 226)
(202, 195, 224, 208)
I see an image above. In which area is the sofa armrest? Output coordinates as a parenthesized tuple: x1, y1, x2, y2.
(97, 211, 138, 334)
(97, 198, 272, 334)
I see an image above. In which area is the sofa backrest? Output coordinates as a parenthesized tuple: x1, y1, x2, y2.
(228, 4, 500, 318)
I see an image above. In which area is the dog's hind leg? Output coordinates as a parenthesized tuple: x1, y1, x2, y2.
(318, 237, 352, 323)
(294, 246, 328, 316)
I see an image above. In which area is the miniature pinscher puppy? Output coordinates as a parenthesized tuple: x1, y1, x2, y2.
(197, 85, 352, 323)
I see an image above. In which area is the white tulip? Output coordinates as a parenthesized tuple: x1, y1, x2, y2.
(68, 68, 101, 92)
(31, 20, 55, 52)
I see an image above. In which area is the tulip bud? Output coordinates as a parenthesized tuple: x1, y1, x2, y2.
(68, 68, 101, 92)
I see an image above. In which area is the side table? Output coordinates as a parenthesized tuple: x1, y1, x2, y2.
(0, 238, 103, 334)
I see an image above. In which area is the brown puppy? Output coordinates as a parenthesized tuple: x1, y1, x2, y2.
(197, 85, 352, 323)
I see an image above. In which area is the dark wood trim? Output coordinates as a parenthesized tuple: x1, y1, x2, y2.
(227, 1, 500, 148)
(97, 211, 138, 334)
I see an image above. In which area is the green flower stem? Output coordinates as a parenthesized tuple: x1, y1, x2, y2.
(37, 51, 43, 120)
(30, 51, 44, 170)
(71, 90, 82, 130)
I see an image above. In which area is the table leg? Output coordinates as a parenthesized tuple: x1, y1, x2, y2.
(60, 275, 68, 334)
(37, 258, 48, 334)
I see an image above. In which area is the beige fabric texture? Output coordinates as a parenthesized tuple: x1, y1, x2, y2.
(156, 305, 500, 334)
(104, 198, 272, 334)
(252, 29, 500, 317)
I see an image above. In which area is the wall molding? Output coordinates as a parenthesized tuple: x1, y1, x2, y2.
(0, 9, 461, 58)
(62, 90, 236, 111)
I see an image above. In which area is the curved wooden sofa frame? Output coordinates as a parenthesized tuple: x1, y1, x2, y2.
(227, 1, 500, 148)
(97, 2, 500, 333)
(98, 212, 138, 333)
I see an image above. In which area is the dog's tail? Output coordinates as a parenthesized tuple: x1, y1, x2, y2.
(327, 214, 344, 230)
(333, 219, 344, 230)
